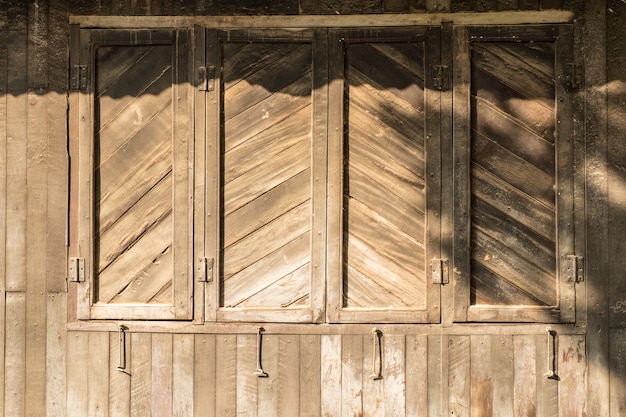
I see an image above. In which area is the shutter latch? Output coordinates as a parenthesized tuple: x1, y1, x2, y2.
(431, 258, 449, 284)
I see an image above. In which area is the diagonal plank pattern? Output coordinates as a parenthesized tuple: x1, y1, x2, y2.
(470, 41, 557, 307)
(221, 42, 313, 309)
(343, 41, 427, 309)
(94, 44, 175, 305)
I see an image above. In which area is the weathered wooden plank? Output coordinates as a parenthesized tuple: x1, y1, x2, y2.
(536, 333, 558, 417)
(470, 335, 493, 416)
(610, 330, 626, 416)
(0, 28, 6, 416)
(276, 335, 300, 416)
(513, 335, 537, 417)
(299, 335, 321, 417)
(67, 331, 89, 417)
(130, 332, 152, 417)
(46, 293, 67, 417)
(258, 333, 280, 417)
(152, 334, 173, 417)
(5, 292, 26, 417)
(109, 330, 130, 417)
(193, 334, 216, 416)
(448, 336, 470, 417)
(88, 332, 110, 417)
(492, 335, 514, 417)
(384, 334, 407, 416)
(173, 334, 194, 417)
(236, 334, 258, 416)
(363, 330, 384, 417)
(405, 335, 428, 416)
(428, 335, 445, 417)
(320, 335, 342, 417)
(342, 334, 363, 417)
(558, 335, 586, 417)
(215, 335, 237, 417)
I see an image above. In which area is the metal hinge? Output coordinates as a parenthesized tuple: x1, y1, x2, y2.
(198, 66, 215, 92)
(197, 257, 214, 282)
(69, 257, 86, 282)
(70, 65, 89, 90)
(564, 255, 584, 283)
(431, 258, 449, 284)
(432, 65, 449, 91)
(565, 63, 583, 90)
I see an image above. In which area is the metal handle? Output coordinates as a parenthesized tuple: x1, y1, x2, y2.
(369, 328, 383, 380)
(254, 327, 269, 378)
(117, 325, 128, 373)
(544, 326, 559, 380)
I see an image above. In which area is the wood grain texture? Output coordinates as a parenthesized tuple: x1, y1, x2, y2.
(152, 334, 173, 417)
(193, 334, 216, 417)
(130, 332, 152, 417)
(46, 294, 67, 417)
(5, 293, 26, 417)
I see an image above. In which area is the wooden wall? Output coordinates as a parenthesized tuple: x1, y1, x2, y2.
(0, 0, 618, 416)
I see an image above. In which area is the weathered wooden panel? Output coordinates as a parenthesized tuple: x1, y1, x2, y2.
(218, 32, 324, 322)
(470, 40, 557, 309)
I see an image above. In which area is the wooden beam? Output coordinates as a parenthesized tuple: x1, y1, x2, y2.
(69, 10, 574, 28)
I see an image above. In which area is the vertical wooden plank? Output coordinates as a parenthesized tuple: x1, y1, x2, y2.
(258, 334, 280, 417)
(46, 293, 67, 417)
(514, 335, 537, 417)
(173, 334, 194, 417)
(4, 292, 26, 417)
(152, 334, 173, 417)
(448, 336, 470, 417)
(363, 331, 384, 417)
(278, 335, 300, 417)
(452, 26, 471, 322)
(215, 335, 237, 417)
(558, 335, 586, 417)
(406, 335, 428, 417)
(536, 333, 558, 417)
(109, 330, 130, 417)
(194, 334, 216, 417)
(610, 330, 626, 416)
(470, 335, 493, 417)
(67, 331, 89, 417)
(26, 88, 49, 417)
(88, 332, 110, 417)
(236, 334, 258, 417)
(342, 334, 363, 417)
(320, 334, 342, 417)
(0, 20, 6, 415)
(130, 332, 152, 417)
(428, 335, 445, 417)
(300, 335, 321, 417)
(5, 1, 28, 293)
(384, 334, 406, 417)
(491, 335, 514, 417)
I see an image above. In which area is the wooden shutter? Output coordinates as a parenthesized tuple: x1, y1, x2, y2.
(206, 29, 327, 322)
(74, 29, 195, 320)
(452, 26, 577, 323)
(327, 28, 442, 323)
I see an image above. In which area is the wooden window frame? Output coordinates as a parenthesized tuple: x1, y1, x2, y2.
(451, 24, 580, 323)
(70, 27, 197, 321)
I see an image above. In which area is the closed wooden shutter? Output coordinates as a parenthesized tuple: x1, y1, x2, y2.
(453, 26, 578, 323)
(327, 28, 442, 323)
(207, 30, 327, 322)
(74, 29, 194, 320)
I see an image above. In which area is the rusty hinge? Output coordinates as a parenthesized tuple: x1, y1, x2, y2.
(197, 257, 214, 282)
(198, 66, 215, 92)
(69, 257, 86, 282)
(70, 65, 89, 90)
(431, 258, 449, 284)
(565, 63, 583, 90)
(432, 65, 449, 91)
(564, 255, 584, 283)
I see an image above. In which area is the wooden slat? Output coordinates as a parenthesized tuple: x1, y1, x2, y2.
(384, 334, 407, 416)
(173, 334, 194, 416)
(88, 332, 109, 417)
(193, 334, 216, 416)
(448, 336, 471, 417)
(277, 335, 300, 416)
(215, 335, 237, 417)
(558, 335, 586, 417)
(130, 332, 152, 417)
(235, 334, 257, 416)
(428, 335, 445, 417)
(609, 330, 626, 416)
(513, 335, 536, 416)
(67, 331, 88, 417)
(320, 335, 342, 417)
(470, 335, 493, 416)
(492, 335, 514, 417)
(4, 293, 26, 417)
(342, 334, 363, 417)
(299, 335, 321, 417)
(406, 335, 428, 416)
(46, 294, 67, 417)
(0, 26, 6, 411)
(109, 331, 130, 417)
(151, 334, 173, 417)
(362, 331, 384, 417)
(258, 334, 280, 417)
